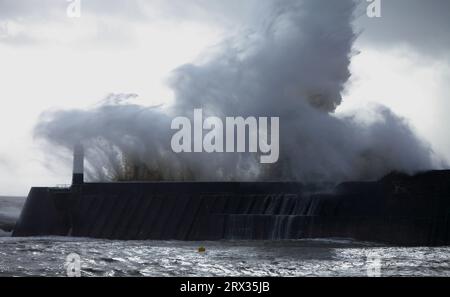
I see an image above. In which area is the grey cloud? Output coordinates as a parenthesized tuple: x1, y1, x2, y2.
(0, 0, 65, 20)
(0, 0, 144, 20)
(355, 0, 450, 57)
(0, 0, 147, 46)
(0, 0, 253, 46)
(0, 0, 255, 23)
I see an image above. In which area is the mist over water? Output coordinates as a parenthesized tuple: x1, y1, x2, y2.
(0, 196, 25, 235)
(34, 0, 440, 183)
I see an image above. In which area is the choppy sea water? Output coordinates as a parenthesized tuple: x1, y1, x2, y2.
(0, 237, 449, 277)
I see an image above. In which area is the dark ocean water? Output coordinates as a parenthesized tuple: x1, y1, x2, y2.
(0, 237, 449, 277)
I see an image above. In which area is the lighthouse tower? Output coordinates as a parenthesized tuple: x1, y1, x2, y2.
(72, 143, 84, 185)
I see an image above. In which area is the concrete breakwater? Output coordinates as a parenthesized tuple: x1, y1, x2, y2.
(13, 171, 450, 246)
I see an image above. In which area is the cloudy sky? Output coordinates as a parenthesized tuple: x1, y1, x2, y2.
(0, 0, 449, 195)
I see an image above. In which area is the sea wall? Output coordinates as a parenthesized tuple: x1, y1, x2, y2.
(13, 188, 72, 237)
(12, 171, 450, 246)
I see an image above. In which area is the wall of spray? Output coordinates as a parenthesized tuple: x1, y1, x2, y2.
(34, 0, 441, 184)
